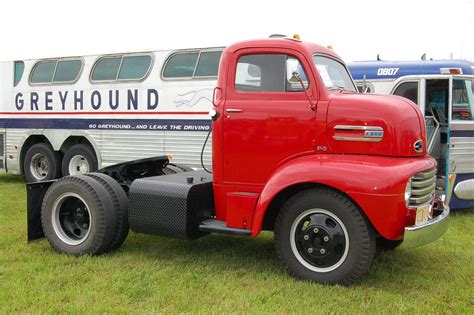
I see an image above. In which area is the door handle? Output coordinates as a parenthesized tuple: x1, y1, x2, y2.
(226, 108, 244, 113)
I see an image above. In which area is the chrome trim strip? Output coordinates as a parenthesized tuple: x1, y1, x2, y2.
(226, 108, 243, 113)
(334, 125, 383, 131)
(332, 136, 382, 142)
(399, 201, 449, 249)
(409, 193, 434, 205)
(412, 168, 436, 179)
(411, 176, 436, 188)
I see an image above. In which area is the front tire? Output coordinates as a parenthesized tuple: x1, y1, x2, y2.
(62, 144, 98, 176)
(24, 143, 62, 183)
(274, 188, 375, 285)
(41, 175, 116, 255)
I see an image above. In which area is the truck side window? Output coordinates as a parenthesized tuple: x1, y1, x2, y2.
(286, 57, 309, 92)
(393, 82, 418, 104)
(235, 54, 308, 92)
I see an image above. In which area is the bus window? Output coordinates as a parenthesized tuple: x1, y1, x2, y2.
(452, 79, 474, 121)
(194, 51, 222, 77)
(14, 61, 24, 86)
(393, 82, 418, 104)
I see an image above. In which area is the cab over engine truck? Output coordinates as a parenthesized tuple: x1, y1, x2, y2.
(27, 38, 450, 285)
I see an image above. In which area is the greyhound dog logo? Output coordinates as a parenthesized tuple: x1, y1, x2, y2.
(174, 89, 213, 107)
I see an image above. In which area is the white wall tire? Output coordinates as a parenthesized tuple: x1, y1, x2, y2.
(274, 188, 375, 285)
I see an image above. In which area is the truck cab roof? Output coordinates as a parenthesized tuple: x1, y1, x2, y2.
(225, 38, 342, 61)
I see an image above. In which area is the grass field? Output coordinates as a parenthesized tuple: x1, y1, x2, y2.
(0, 173, 473, 313)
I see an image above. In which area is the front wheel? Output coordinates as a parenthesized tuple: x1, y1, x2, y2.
(274, 189, 375, 285)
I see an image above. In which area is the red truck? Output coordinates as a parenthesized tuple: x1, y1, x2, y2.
(27, 37, 450, 285)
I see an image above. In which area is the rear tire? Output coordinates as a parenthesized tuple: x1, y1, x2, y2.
(86, 172, 129, 251)
(62, 144, 98, 176)
(274, 188, 375, 285)
(24, 143, 61, 183)
(41, 175, 116, 255)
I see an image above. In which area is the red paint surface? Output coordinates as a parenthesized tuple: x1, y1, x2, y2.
(211, 38, 433, 240)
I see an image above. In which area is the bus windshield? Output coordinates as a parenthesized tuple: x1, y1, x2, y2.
(452, 79, 474, 121)
(313, 55, 356, 92)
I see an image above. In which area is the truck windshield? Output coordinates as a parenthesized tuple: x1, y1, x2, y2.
(452, 79, 474, 120)
(313, 55, 356, 92)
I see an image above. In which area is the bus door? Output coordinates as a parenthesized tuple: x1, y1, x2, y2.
(448, 76, 474, 208)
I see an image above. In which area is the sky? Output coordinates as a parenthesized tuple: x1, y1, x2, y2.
(0, 0, 472, 62)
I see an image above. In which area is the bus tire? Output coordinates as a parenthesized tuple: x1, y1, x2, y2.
(24, 143, 62, 183)
(86, 172, 129, 252)
(41, 175, 116, 255)
(274, 188, 375, 285)
(62, 144, 98, 176)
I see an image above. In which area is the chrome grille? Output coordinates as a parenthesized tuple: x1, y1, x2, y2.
(409, 168, 436, 207)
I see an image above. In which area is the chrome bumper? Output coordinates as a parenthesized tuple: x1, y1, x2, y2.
(399, 202, 450, 249)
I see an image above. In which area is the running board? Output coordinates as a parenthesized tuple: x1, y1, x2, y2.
(199, 219, 251, 237)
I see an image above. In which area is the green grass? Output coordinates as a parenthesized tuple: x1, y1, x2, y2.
(0, 174, 473, 313)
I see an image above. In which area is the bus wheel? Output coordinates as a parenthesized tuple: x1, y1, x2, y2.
(274, 188, 375, 285)
(24, 143, 62, 183)
(62, 144, 98, 176)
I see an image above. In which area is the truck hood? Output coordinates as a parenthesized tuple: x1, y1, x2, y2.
(326, 92, 426, 157)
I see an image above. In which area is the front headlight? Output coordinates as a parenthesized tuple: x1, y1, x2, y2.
(405, 179, 412, 207)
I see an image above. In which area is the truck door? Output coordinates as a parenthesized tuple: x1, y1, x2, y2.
(448, 76, 474, 208)
(222, 50, 317, 187)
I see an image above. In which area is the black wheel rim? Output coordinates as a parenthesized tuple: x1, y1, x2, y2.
(290, 209, 349, 272)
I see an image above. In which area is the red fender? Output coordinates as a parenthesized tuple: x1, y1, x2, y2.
(251, 154, 436, 240)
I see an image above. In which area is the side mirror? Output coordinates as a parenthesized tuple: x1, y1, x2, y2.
(289, 71, 302, 83)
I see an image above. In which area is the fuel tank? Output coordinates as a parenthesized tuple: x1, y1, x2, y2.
(326, 92, 426, 157)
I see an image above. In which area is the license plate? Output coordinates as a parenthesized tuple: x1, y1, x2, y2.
(415, 204, 432, 225)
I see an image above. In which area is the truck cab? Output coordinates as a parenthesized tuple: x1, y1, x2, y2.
(27, 38, 450, 285)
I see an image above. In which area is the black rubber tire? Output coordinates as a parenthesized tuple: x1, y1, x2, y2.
(376, 237, 403, 251)
(41, 175, 116, 255)
(274, 188, 376, 285)
(62, 144, 98, 176)
(86, 172, 129, 252)
(23, 143, 62, 183)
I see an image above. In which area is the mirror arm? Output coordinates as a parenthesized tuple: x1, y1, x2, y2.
(293, 72, 317, 112)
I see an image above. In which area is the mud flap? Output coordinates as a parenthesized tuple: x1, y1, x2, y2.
(27, 180, 56, 242)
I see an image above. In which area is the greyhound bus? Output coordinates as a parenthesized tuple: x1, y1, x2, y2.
(348, 59, 474, 209)
(0, 48, 224, 182)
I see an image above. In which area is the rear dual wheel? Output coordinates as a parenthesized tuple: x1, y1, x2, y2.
(274, 189, 375, 285)
(24, 143, 61, 183)
(41, 173, 128, 255)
